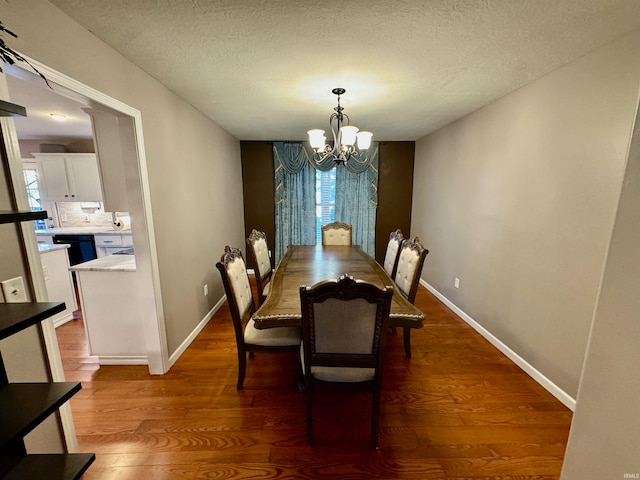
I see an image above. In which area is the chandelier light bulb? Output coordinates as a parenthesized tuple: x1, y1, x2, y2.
(356, 131, 373, 150)
(307, 129, 326, 150)
(340, 126, 359, 147)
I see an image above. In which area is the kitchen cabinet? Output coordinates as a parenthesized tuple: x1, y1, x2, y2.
(94, 233, 133, 257)
(36, 234, 54, 245)
(39, 245, 78, 327)
(70, 255, 146, 365)
(33, 153, 103, 203)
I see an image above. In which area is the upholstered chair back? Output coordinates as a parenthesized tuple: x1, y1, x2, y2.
(383, 229, 404, 278)
(246, 229, 274, 306)
(393, 237, 429, 304)
(313, 298, 378, 356)
(247, 229, 272, 281)
(321, 221, 353, 246)
(216, 246, 255, 333)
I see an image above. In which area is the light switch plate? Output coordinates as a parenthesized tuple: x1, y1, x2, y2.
(1, 276, 28, 303)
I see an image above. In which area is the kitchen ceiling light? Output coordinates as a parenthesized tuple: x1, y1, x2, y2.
(50, 113, 66, 121)
(307, 88, 373, 166)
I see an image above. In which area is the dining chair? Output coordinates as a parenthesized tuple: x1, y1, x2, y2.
(216, 246, 301, 389)
(393, 237, 429, 358)
(321, 221, 352, 245)
(246, 229, 272, 306)
(299, 273, 393, 448)
(383, 229, 404, 278)
(383, 229, 404, 336)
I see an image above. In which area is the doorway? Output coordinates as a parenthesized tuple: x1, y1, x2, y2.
(0, 63, 167, 375)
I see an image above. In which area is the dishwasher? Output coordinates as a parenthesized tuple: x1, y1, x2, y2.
(52, 234, 98, 266)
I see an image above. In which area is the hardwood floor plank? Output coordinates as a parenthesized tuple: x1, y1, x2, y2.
(54, 284, 572, 479)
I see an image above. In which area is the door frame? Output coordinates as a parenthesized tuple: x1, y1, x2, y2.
(0, 61, 168, 374)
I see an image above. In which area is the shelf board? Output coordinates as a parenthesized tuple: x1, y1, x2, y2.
(0, 303, 65, 341)
(0, 383, 82, 448)
(1, 453, 95, 480)
(0, 210, 47, 224)
(0, 100, 27, 118)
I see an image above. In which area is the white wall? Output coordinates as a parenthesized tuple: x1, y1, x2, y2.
(412, 30, 640, 400)
(561, 70, 640, 479)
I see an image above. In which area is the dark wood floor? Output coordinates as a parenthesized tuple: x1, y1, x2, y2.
(56, 284, 572, 479)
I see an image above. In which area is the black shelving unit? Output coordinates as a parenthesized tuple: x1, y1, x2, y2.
(0, 210, 94, 479)
(0, 100, 27, 118)
(0, 210, 47, 225)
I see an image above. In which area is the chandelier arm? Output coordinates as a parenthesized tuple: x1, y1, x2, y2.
(348, 149, 371, 163)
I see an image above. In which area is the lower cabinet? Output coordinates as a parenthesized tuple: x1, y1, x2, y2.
(39, 245, 77, 327)
(71, 257, 146, 365)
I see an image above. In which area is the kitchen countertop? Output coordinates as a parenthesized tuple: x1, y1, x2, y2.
(35, 227, 132, 235)
(38, 243, 70, 254)
(69, 254, 136, 272)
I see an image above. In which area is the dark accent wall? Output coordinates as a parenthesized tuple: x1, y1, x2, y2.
(240, 142, 275, 257)
(240, 141, 414, 265)
(375, 141, 415, 262)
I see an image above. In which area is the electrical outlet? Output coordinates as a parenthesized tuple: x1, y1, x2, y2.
(454, 277, 460, 289)
(203, 284, 209, 296)
(1, 276, 28, 303)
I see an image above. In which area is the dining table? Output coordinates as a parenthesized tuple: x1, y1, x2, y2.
(252, 244, 425, 329)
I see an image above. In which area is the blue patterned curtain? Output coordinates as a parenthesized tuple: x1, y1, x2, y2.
(273, 142, 316, 262)
(335, 144, 379, 256)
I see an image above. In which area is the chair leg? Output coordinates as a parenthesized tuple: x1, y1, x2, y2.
(236, 351, 247, 390)
(403, 327, 412, 358)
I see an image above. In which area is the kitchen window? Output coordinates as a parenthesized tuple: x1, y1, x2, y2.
(22, 163, 47, 229)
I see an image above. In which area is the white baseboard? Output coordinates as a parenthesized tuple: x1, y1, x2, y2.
(420, 279, 576, 411)
(97, 356, 148, 365)
(167, 294, 227, 369)
(53, 313, 75, 328)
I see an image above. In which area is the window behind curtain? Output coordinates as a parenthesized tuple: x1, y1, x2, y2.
(315, 169, 336, 243)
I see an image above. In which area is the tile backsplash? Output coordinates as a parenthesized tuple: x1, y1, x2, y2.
(57, 202, 126, 228)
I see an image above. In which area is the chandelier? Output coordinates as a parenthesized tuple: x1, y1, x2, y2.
(307, 88, 373, 166)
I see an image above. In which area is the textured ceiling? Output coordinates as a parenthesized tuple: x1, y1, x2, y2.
(28, 1, 640, 140)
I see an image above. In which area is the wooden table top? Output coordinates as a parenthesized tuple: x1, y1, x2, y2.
(252, 244, 425, 329)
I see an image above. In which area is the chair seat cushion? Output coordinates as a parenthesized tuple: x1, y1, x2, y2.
(300, 344, 375, 383)
(262, 281, 271, 297)
(244, 319, 301, 346)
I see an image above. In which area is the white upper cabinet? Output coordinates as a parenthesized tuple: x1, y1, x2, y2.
(34, 153, 103, 202)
